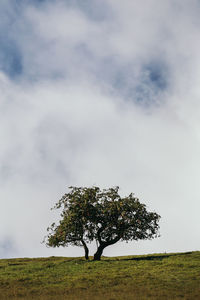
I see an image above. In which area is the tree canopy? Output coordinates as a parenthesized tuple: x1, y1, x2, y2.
(44, 186, 160, 260)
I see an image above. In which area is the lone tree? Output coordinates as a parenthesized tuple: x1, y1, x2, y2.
(44, 186, 160, 260)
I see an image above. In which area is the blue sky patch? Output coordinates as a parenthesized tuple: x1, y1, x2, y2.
(92, 56, 169, 107)
(62, 0, 111, 21)
(144, 61, 168, 91)
(0, 38, 23, 77)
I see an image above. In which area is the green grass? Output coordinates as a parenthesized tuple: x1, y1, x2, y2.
(0, 251, 199, 299)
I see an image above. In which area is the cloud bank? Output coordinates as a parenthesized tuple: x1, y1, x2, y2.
(0, 0, 200, 258)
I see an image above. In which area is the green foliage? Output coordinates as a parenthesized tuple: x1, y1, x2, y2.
(44, 186, 160, 260)
(0, 252, 199, 299)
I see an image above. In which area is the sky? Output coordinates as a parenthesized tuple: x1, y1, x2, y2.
(0, 0, 200, 258)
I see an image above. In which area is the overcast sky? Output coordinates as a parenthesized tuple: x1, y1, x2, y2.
(0, 0, 200, 258)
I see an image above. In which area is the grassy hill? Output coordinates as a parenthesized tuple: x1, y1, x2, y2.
(0, 251, 199, 299)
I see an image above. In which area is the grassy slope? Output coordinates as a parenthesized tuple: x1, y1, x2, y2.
(0, 251, 199, 300)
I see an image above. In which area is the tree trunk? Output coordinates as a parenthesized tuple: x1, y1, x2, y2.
(93, 236, 121, 261)
(81, 240, 89, 260)
(93, 245, 104, 261)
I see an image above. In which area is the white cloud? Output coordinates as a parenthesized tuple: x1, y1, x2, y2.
(1, 0, 200, 258)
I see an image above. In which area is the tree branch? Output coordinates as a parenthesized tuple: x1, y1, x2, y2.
(106, 235, 121, 246)
(97, 226, 105, 244)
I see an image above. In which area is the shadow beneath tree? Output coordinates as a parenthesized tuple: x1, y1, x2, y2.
(124, 251, 193, 261)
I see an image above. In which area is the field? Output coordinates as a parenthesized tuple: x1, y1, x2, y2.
(0, 251, 199, 299)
